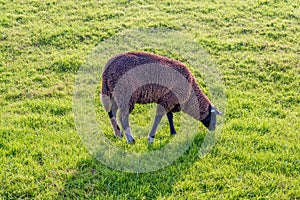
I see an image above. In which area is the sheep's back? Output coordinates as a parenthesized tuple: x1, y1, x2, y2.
(102, 52, 195, 94)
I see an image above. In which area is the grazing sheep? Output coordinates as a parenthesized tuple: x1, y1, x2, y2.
(101, 52, 221, 144)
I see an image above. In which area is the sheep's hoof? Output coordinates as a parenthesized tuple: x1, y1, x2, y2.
(148, 136, 155, 144)
(170, 131, 177, 136)
(127, 138, 135, 144)
(114, 130, 123, 138)
(125, 134, 135, 144)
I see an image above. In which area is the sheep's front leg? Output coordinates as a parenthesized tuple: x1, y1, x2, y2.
(148, 114, 163, 143)
(167, 112, 176, 135)
(119, 112, 135, 144)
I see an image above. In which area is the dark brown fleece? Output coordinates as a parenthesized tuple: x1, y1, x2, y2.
(101, 52, 211, 120)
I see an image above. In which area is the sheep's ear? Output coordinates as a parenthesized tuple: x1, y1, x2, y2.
(211, 105, 222, 115)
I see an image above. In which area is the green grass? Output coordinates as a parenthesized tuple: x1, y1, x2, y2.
(1, 0, 299, 199)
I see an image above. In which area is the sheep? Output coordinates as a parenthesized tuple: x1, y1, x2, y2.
(101, 52, 221, 144)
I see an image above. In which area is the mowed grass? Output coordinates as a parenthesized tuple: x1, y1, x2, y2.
(1, 0, 299, 199)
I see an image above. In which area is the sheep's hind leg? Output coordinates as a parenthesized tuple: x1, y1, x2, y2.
(148, 114, 163, 144)
(167, 112, 176, 135)
(120, 112, 135, 144)
(110, 102, 123, 138)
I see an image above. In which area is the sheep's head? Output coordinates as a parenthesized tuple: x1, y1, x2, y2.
(201, 105, 222, 131)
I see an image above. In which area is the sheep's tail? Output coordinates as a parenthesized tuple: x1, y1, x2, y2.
(100, 77, 112, 112)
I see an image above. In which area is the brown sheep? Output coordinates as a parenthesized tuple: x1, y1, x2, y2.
(101, 52, 221, 144)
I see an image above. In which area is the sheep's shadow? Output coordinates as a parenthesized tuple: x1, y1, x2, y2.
(57, 134, 207, 199)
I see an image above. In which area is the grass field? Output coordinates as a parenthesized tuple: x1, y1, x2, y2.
(1, 0, 300, 199)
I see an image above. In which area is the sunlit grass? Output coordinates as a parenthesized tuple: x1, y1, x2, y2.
(1, 0, 299, 199)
